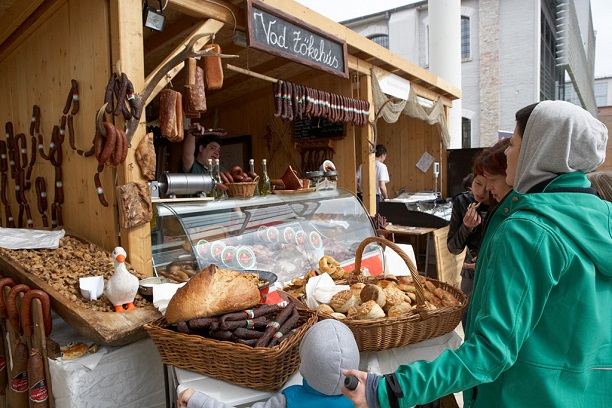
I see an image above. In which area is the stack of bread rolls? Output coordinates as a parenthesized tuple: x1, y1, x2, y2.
(284, 255, 462, 321)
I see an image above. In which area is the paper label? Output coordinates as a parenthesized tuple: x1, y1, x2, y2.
(30, 379, 49, 402)
(11, 371, 28, 392)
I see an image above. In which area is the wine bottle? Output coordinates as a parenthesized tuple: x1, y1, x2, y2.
(213, 158, 227, 199)
(259, 159, 271, 196)
(249, 158, 260, 195)
(207, 159, 215, 197)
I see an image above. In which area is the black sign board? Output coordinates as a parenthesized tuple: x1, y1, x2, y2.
(246, 0, 348, 78)
(293, 117, 345, 141)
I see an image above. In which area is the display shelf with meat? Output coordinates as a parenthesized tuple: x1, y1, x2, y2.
(152, 188, 382, 284)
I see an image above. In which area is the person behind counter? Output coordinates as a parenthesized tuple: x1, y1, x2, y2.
(341, 100, 612, 407)
(356, 144, 390, 212)
(177, 319, 360, 408)
(180, 124, 227, 173)
(587, 169, 612, 201)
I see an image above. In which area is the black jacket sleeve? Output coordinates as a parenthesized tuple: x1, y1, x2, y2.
(447, 192, 474, 255)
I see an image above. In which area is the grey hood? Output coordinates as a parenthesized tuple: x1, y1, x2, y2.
(514, 100, 608, 194)
(298, 319, 359, 396)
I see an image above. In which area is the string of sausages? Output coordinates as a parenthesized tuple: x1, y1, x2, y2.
(273, 80, 370, 126)
(104, 72, 141, 121)
(0, 277, 53, 406)
(1, 79, 83, 229)
(3, 123, 19, 227)
(35, 176, 48, 227)
(173, 301, 301, 348)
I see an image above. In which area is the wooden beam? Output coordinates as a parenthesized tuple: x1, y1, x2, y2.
(0, 0, 67, 63)
(358, 72, 376, 215)
(0, 0, 45, 46)
(110, 0, 151, 274)
(167, 0, 245, 30)
(143, 19, 225, 106)
(347, 54, 454, 108)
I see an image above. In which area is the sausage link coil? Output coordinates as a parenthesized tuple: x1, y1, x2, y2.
(7, 284, 31, 334)
(20, 289, 52, 337)
(0, 277, 17, 318)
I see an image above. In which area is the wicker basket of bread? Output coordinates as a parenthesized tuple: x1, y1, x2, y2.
(287, 236, 467, 352)
(145, 265, 317, 391)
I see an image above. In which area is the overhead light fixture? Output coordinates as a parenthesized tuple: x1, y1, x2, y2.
(143, 0, 166, 32)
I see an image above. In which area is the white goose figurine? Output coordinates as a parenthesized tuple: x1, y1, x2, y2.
(105, 247, 139, 312)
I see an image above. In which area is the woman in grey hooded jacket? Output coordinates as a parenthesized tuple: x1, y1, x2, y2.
(178, 319, 359, 408)
(342, 100, 612, 408)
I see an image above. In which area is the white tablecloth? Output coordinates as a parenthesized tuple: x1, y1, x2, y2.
(48, 313, 165, 408)
(170, 330, 462, 407)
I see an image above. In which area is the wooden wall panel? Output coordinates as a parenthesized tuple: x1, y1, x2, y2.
(377, 115, 447, 198)
(200, 72, 357, 190)
(0, 0, 115, 250)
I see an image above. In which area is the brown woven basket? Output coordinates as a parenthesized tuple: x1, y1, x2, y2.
(226, 179, 259, 198)
(145, 307, 317, 391)
(320, 236, 467, 352)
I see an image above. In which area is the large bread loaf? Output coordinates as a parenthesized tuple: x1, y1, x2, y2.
(165, 264, 260, 324)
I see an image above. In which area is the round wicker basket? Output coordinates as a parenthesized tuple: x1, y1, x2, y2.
(226, 181, 258, 198)
(320, 236, 468, 351)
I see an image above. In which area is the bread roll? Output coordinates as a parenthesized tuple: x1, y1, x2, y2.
(330, 290, 359, 313)
(360, 284, 386, 308)
(377, 279, 396, 289)
(383, 286, 410, 312)
(316, 304, 334, 315)
(61, 342, 89, 360)
(387, 302, 414, 318)
(349, 283, 365, 299)
(165, 264, 260, 324)
(348, 300, 385, 320)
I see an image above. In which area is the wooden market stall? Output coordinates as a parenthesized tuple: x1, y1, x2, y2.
(0, 0, 460, 275)
(0, 0, 461, 405)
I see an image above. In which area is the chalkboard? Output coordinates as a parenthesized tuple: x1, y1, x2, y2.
(293, 117, 345, 141)
(246, 0, 348, 78)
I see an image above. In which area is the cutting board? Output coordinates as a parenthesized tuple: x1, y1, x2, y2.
(0, 254, 161, 347)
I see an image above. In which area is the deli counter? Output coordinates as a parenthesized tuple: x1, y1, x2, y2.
(151, 189, 384, 283)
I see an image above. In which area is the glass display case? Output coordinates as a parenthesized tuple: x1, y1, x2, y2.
(151, 188, 383, 283)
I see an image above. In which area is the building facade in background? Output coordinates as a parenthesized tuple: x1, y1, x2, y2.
(342, 0, 597, 148)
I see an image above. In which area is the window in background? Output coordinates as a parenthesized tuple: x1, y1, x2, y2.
(461, 16, 470, 60)
(368, 34, 389, 49)
(462, 117, 472, 148)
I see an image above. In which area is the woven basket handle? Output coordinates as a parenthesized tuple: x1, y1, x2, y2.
(352, 236, 431, 320)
